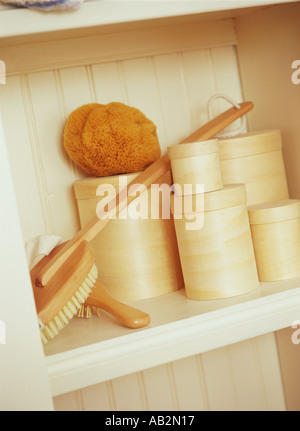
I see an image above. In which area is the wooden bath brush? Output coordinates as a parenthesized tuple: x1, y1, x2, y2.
(31, 240, 98, 344)
(31, 241, 150, 343)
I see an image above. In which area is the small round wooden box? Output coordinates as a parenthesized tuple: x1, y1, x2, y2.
(167, 139, 223, 196)
(170, 184, 259, 300)
(74, 172, 184, 301)
(248, 199, 300, 281)
(219, 130, 289, 206)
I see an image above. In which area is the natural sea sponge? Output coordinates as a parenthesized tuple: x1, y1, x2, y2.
(64, 102, 161, 176)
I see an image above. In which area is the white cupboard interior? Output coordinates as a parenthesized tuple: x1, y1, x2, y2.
(0, 0, 300, 411)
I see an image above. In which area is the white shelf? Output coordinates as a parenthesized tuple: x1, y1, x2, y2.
(45, 277, 300, 396)
(0, 0, 297, 42)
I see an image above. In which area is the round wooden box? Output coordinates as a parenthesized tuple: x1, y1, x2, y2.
(248, 199, 300, 281)
(74, 172, 184, 301)
(170, 184, 259, 300)
(219, 130, 289, 206)
(167, 139, 223, 196)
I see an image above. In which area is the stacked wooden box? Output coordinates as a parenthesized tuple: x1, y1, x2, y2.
(168, 129, 300, 300)
(219, 130, 300, 283)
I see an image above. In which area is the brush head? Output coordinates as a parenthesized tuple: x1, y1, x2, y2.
(30, 240, 98, 344)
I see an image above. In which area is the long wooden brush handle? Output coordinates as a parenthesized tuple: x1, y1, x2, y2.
(36, 101, 253, 286)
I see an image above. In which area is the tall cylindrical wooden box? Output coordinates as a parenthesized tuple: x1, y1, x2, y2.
(219, 130, 289, 206)
(74, 172, 184, 301)
(167, 139, 223, 196)
(248, 199, 300, 281)
(170, 184, 259, 300)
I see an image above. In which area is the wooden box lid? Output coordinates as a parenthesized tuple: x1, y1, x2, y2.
(167, 139, 219, 160)
(248, 199, 300, 225)
(219, 130, 282, 161)
(171, 184, 247, 216)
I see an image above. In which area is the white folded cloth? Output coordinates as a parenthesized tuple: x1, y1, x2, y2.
(25, 234, 63, 266)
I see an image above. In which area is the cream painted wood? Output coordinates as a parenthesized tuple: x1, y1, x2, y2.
(235, 3, 300, 201)
(168, 139, 223, 195)
(254, 332, 287, 411)
(171, 185, 259, 300)
(81, 380, 116, 411)
(53, 332, 285, 411)
(1, 1, 295, 43)
(0, 19, 237, 73)
(109, 373, 148, 411)
(170, 356, 208, 411)
(0, 118, 54, 411)
(236, 2, 300, 411)
(1, 1, 299, 411)
(275, 327, 300, 411)
(44, 275, 300, 397)
(0, 76, 46, 240)
(219, 130, 289, 206)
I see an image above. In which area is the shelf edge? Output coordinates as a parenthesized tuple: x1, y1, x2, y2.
(0, 0, 295, 40)
(46, 286, 300, 396)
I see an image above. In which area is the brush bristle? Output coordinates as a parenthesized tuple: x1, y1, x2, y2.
(76, 304, 102, 319)
(40, 264, 98, 344)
